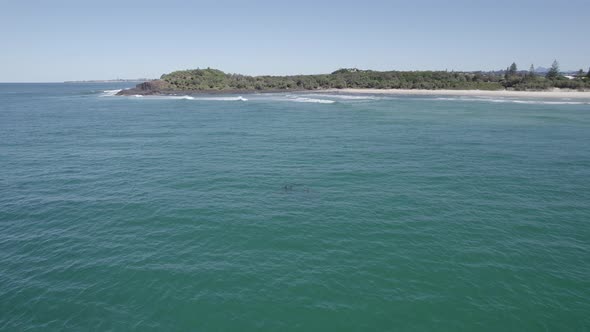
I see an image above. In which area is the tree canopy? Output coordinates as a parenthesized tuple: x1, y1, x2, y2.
(122, 61, 590, 95)
(546, 60, 560, 79)
(156, 68, 509, 91)
(507, 63, 518, 76)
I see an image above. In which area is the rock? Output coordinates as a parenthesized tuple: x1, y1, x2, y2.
(116, 80, 169, 95)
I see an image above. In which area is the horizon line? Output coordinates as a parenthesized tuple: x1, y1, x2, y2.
(2, 66, 586, 84)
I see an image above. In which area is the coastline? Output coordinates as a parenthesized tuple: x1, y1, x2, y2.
(116, 68, 590, 98)
(118, 84, 590, 100)
(326, 88, 590, 99)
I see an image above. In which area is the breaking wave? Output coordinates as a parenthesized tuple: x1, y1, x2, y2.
(434, 97, 589, 105)
(98, 90, 588, 106)
(305, 94, 379, 100)
(165, 95, 195, 100)
(289, 97, 335, 104)
(124, 95, 248, 101)
(100, 89, 122, 97)
(512, 100, 588, 105)
(200, 96, 249, 101)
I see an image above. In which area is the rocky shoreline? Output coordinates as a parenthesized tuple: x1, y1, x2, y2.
(117, 80, 590, 99)
(117, 67, 590, 97)
(116, 81, 310, 96)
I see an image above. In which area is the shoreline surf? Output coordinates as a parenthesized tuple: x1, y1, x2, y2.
(117, 86, 590, 100)
(326, 88, 590, 99)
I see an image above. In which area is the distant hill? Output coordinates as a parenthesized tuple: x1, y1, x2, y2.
(535, 67, 549, 74)
(532, 67, 579, 75)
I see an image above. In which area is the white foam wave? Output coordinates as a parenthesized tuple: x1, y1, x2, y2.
(290, 97, 335, 104)
(129, 95, 248, 101)
(100, 89, 122, 97)
(169, 95, 195, 100)
(512, 100, 587, 105)
(435, 97, 589, 105)
(200, 96, 248, 101)
(306, 94, 378, 100)
(435, 97, 507, 103)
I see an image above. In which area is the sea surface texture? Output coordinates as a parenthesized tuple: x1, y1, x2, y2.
(1, 83, 590, 331)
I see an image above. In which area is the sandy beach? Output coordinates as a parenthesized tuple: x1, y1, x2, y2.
(328, 88, 590, 99)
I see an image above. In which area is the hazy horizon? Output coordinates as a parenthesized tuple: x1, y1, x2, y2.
(2, 0, 589, 82)
(0, 65, 585, 84)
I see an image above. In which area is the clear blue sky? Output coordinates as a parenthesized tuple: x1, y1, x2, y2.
(1, 0, 589, 82)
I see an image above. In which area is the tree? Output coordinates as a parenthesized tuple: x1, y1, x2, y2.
(528, 64, 536, 78)
(577, 69, 585, 79)
(509, 62, 518, 75)
(505, 63, 518, 79)
(587, 67, 590, 79)
(546, 60, 560, 79)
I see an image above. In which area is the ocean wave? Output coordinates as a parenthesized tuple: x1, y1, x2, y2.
(512, 100, 587, 105)
(435, 97, 508, 103)
(434, 97, 589, 105)
(165, 95, 195, 100)
(99, 91, 589, 106)
(290, 97, 335, 104)
(100, 89, 122, 97)
(131, 95, 248, 101)
(306, 94, 379, 100)
(200, 96, 248, 101)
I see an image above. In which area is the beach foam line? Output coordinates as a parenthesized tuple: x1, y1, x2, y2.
(305, 94, 379, 100)
(512, 100, 588, 105)
(289, 97, 335, 104)
(435, 97, 509, 103)
(331, 88, 590, 99)
(434, 97, 589, 105)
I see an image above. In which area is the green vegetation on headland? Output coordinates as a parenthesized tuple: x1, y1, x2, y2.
(118, 61, 590, 95)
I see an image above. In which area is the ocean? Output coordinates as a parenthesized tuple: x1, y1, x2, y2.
(1, 83, 589, 331)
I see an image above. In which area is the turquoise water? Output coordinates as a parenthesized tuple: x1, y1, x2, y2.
(1, 83, 590, 331)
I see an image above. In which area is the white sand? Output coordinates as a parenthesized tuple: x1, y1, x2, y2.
(327, 88, 590, 99)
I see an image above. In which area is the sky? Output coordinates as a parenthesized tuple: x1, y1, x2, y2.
(1, 0, 589, 82)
